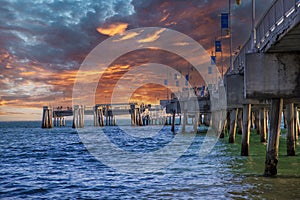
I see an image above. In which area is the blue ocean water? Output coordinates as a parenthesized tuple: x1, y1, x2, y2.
(1, 121, 300, 199)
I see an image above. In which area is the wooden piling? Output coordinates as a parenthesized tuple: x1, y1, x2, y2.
(295, 107, 299, 141)
(265, 109, 269, 138)
(171, 111, 176, 132)
(286, 103, 296, 156)
(255, 110, 260, 135)
(49, 108, 53, 128)
(72, 106, 78, 128)
(264, 98, 283, 176)
(138, 109, 143, 126)
(113, 116, 116, 126)
(42, 106, 53, 128)
(219, 119, 226, 138)
(229, 108, 238, 143)
(53, 117, 56, 127)
(259, 108, 267, 143)
(251, 111, 255, 129)
(218, 111, 225, 137)
(79, 106, 84, 128)
(226, 110, 230, 131)
(211, 111, 220, 136)
(237, 109, 243, 135)
(182, 112, 186, 133)
(101, 108, 104, 126)
(93, 106, 98, 126)
(72, 105, 84, 128)
(198, 113, 202, 127)
(220, 111, 230, 138)
(241, 104, 251, 156)
(193, 113, 199, 133)
(179, 114, 182, 125)
(105, 106, 109, 126)
(42, 108, 46, 128)
(283, 109, 287, 129)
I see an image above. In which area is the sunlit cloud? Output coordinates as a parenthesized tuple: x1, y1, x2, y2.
(160, 13, 170, 22)
(165, 21, 177, 26)
(113, 30, 143, 42)
(173, 42, 190, 46)
(138, 28, 166, 43)
(97, 23, 128, 36)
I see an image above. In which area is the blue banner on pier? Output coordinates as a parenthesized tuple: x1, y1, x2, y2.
(215, 40, 222, 52)
(164, 79, 168, 85)
(221, 13, 229, 29)
(211, 56, 216, 65)
(185, 75, 189, 86)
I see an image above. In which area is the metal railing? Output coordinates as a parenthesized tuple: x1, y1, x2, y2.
(232, 0, 300, 72)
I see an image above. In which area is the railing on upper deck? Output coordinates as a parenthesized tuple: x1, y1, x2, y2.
(231, 0, 300, 73)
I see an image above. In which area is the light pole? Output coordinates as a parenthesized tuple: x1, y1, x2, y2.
(229, 0, 233, 71)
(251, 0, 256, 51)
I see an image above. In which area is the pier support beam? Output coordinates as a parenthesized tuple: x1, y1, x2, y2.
(241, 104, 251, 156)
(229, 108, 238, 143)
(286, 103, 296, 156)
(264, 98, 283, 176)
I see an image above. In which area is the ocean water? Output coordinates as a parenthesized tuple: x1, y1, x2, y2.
(1, 121, 300, 199)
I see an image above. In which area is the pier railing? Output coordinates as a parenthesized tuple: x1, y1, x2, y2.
(233, 0, 300, 72)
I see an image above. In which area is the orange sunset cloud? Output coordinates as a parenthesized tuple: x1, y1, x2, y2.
(97, 23, 129, 36)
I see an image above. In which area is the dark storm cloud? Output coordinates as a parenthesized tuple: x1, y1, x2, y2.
(0, 0, 135, 65)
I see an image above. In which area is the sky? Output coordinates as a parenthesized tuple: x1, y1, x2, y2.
(0, 0, 274, 121)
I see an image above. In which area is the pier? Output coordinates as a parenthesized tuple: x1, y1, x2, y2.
(41, 0, 300, 177)
(224, 0, 300, 176)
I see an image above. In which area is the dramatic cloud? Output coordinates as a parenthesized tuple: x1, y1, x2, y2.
(97, 22, 129, 36)
(0, 0, 274, 121)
